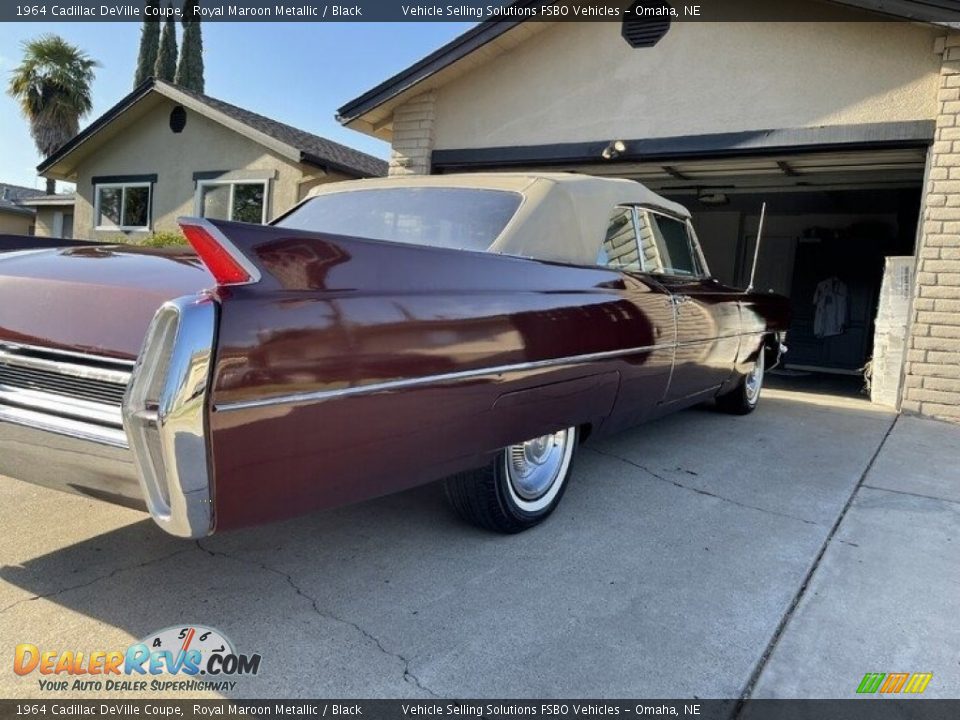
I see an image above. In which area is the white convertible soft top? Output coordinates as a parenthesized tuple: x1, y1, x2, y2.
(304, 172, 690, 266)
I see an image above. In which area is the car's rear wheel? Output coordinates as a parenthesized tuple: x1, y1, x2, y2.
(444, 426, 578, 533)
(717, 347, 765, 415)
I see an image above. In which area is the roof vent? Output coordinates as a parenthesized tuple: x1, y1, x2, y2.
(169, 106, 187, 134)
(622, 2, 672, 48)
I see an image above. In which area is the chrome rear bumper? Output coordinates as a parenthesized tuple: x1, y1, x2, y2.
(0, 408, 143, 509)
(0, 294, 218, 538)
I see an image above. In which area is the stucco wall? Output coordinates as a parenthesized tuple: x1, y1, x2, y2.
(0, 211, 34, 236)
(431, 13, 942, 150)
(70, 98, 340, 240)
(32, 209, 55, 237)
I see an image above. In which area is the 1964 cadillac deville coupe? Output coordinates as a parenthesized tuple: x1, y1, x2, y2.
(0, 173, 788, 538)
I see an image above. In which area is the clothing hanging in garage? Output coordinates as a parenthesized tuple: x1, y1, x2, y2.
(813, 276, 848, 338)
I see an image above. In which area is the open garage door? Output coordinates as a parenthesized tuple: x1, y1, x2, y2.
(502, 147, 927, 400)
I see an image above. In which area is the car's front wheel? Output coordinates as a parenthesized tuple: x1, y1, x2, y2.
(717, 346, 765, 415)
(444, 426, 578, 533)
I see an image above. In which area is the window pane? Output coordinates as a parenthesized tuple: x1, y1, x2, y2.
(636, 211, 663, 273)
(232, 183, 265, 223)
(597, 207, 641, 271)
(122, 186, 150, 228)
(650, 214, 697, 276)
(200, 184, 231, 221)
(97, 187, 122, 228)
(276, 188, 522, 252)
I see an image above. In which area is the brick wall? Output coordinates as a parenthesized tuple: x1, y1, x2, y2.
(903, 36, 960, 422)
(388, 91, 436, 176)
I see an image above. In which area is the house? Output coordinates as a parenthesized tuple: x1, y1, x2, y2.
(0, 183, 46, 235)
(337, 0, 960, 423)
(17, 193, 76, 239)
(37, 78, 386, 241)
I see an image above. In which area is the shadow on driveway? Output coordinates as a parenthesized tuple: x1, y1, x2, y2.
(0, 390, 895, 699)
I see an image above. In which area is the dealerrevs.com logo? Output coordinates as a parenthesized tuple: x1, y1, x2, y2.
(14, 625, 262, 693)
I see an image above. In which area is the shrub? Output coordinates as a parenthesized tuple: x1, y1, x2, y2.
(136, 231, 188, 247)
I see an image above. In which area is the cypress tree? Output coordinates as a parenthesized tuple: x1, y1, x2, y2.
(154, 8, 178, 82)
(174, 0, 204, 92)
(133, 0, 160, 86)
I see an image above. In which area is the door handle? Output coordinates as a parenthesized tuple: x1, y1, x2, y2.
(674, 295, 692, 305)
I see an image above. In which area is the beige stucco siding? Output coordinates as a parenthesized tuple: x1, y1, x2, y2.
(71, 97, 336, 240)
(0, 210, 34, 236)
(33, 208, 58, 237)
(432, 17, 942, 150)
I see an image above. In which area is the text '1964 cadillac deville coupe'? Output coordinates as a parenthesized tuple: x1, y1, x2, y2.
(0, 173, 788, 538)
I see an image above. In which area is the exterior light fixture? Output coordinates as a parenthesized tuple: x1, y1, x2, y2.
(601, 140, 627, 160)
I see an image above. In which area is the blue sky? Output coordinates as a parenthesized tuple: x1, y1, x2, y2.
(0, 22, 474, 189)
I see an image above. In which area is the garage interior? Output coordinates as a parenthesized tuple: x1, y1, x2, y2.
(513, 147, 926, 405)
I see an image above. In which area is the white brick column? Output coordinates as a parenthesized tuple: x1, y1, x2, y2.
(902, 35, 960, 422)
(388, 91, 436, 176)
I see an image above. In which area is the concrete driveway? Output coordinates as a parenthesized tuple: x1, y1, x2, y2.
(1, 385, 956, 700)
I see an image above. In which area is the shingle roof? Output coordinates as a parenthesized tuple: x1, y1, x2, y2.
(38, 79, 387, 179)
(0, 183, 45, 216)
(169, 82, 388, 178)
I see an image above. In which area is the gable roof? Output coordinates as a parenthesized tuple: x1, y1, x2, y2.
(0, 183, 45, 217)
(39, 78, 387, 180)
(337, 0, 960, 133)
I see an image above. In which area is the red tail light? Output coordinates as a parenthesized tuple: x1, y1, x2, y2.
(179, 219, 259, 286)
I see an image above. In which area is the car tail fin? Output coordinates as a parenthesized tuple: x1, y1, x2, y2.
(178, 217, 262, 286)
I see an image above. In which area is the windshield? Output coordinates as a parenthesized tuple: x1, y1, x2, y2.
(275, 187, 522, 252)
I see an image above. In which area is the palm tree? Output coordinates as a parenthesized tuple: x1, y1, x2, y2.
(7, 35, 98, 194)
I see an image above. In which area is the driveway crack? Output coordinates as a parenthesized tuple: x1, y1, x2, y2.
(733, 414, 899, 714)
(195, 540, 440, 698)
(587, 446, 822, 527)
(0, 547, 194, 615)
(861, 484, 960, 507)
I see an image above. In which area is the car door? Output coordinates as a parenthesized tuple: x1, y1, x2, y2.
(594, 206, 677, 430)
(637, 209, 742, 403)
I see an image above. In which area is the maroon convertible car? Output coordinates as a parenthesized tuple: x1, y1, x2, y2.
(0, 173, 788, 538)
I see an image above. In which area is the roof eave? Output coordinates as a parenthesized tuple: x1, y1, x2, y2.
(299, 151, 386, 179)
(337, 0, 960, 130)
(336, 15, 532, 125)
(37, 79, 157, 178)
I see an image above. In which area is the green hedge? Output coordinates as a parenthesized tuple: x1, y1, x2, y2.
(99, 231, 188, 247)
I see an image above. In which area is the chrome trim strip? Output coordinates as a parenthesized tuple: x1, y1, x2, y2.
(177, 216, 263, 286)
(0, 341, 135, 368)
(123, 294, 216, 539)
(216, 341, 676, 413)
(0, 403, 128, 448)
(0, 348, 132, 385)
(0, 386, 123, 427)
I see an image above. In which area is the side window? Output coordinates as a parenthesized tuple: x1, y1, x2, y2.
(636, 210, 663, 273)
(597, 206, 642, 272)
(647, 212, 701, 277)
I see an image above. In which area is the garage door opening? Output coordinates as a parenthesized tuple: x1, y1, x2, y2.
(677, 186, 920, 403)
(635, 149, 925, 406)
(507, 147, 927, 405)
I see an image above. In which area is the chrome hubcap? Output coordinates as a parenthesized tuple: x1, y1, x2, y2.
(505, 427, 575, 512)
(745, 350, 765, 405)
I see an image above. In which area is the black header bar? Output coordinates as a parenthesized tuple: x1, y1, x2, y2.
(3, 0, 960, 22)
